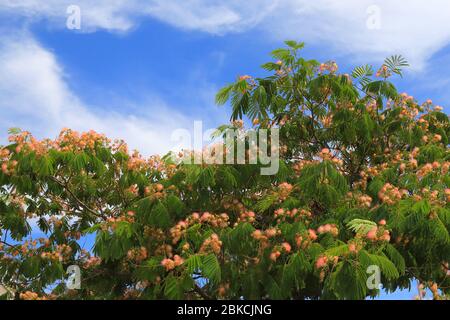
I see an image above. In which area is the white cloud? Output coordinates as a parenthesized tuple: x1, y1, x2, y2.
(2, 0, 450, 67)
(0, 32, 205, 156)
(0, 0, 277, 34)
(265, 0, 450, 69)
(0, 0, 136, 32)
(141, 0, 278, 34)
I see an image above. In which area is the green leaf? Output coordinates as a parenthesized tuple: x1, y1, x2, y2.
(149, 201, 171, 229)
(352, 64, 374, 86)
(384, 55, 409, 76)
(37, 156, 54, 176)
(185, 254, 203, 275)
(384, 244, 406, 275)
(215, 84, 234, 105)
(271, 48, 292, 61)
(328, 261, 368, 300)
(165, 195, 184, 217)
(255, 194, 277, 213)
(359, 251, 399, 280)
(134, 257, 162, 281)
(347, 219, 377, 235)
(164, 275, 184, 300)
(201, 254, 221, 285)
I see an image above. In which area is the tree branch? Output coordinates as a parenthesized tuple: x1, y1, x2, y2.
(49, 176, 106, 220)
(193, 284, 213, 300)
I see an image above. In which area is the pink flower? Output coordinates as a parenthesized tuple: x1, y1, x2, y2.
(270, 252, 278, 261)
(239, 75, 251, 81)
(366, 227, 378, 240)
(315, 256, 328, 269)
(282, 242, 291, 253)
(192, 212, 200, 220)
(308, 229, 318, 241)
(173, 255, 184, 266)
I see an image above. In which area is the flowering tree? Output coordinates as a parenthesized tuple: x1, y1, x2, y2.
(0, 41, 449, 300)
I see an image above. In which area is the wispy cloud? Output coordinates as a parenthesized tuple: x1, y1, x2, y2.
(0, 31, 210, 155)
(2, 0, 450, 67)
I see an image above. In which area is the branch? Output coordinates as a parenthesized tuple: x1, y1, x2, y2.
(193, 284, 213, 300)
(49, 176, 106, 220)
(0, 240, 15, 248)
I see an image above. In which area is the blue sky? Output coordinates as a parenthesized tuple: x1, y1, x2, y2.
(1, 0, 450, 299)
(1, 0, 450, 155)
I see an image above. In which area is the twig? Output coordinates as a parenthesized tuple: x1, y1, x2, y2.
(49, 176, 106, 220)
(193, 284, 213, 300)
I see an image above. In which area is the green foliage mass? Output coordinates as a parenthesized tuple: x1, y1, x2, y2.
(0, 41, 449, 300)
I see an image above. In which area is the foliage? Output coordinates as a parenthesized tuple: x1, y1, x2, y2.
(0, 41, 449, 300)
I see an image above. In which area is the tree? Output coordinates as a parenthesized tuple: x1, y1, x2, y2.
(0, 41, 449, 300)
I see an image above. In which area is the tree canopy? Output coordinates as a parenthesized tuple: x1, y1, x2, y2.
(0, 41, 449, 300)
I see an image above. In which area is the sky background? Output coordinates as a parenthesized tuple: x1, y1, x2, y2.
(1, 0, 449, 299)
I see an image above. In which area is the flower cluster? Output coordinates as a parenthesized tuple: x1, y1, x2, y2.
(104, 215, 135, 232)
(277, 182, 294, 200)
(218, 283, 230, 297)
(19, 291, 49, 300)
(154, 244, 173, 257)
(421, 161, 444, 177)
(83, 256, 102, 269)
(274, 61, 292, 77)
(170, 221, 188, 244)
(63, 231, 82, 240)
(357, 194, 373, 208)
(253, 228, 281, 241)
(445, 189, 450, 202)
(48, 216, 64, 229)
(236, 211, 256, 224)
(274, 208, 312, 222)
(348, 242, 361, 254)
(318, 148, 343, 166)
(269, 242, 292, 262)
(199, 212, 230, 228)
(161, 255, 184, 271)
(170, 212, 229, 244)
(8, 131, 48, 155)
(308, 229, 318, 241)
(127, 151, 147, 171)
(126, 247, 148, 264)
(199, 234, 222, 255)
(232, 119, 245, 128)
(365, 222, 390, 242)
(143, 226, 165, 241)
(317, 224, 339, 237)
(376, 64, 391, 78)
(41, 244, 73, 262)
(222, 198, 245, 213)
(378, 183, 404, 205)
(56, 129, 109, 152)
(315, 255, 339, 269)
(1, 159, 17, 175)
(319, 61, 338, 73)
